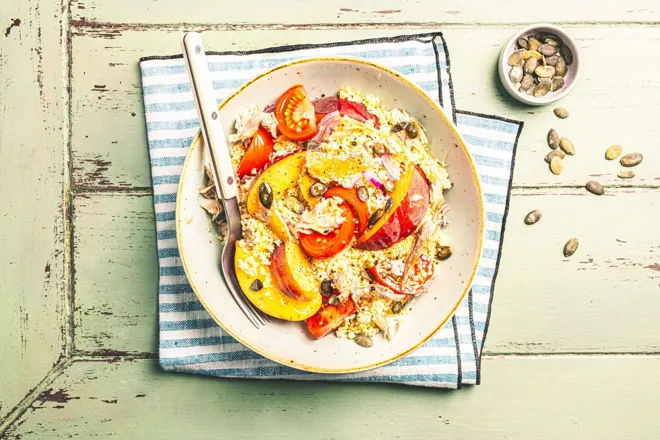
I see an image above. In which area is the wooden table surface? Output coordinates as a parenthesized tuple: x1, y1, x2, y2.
(2, 1, 659, 438)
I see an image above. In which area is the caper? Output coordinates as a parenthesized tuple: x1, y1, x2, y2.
(405, 123, 419, 139)
(258, 182, 273, 209)
(372, 142, 386, 156)
(383, 180, 395, 193)
(391, 301, 403, 314)
(320, 279, 334, 297)
(250, 279, 263, 292)
(367, 209, 384, 228)
(437, 246, 453, 261)
(357, 186, 369, 202)
(309, 181, 327, 197)
(384, 196, 393, 212)
(327, 294, 339, 306)
(391, 122, 408, 133)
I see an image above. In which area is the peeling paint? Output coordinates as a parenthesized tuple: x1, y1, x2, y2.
(373, 9, 401, 14)
(101, 399, 118, 404)
(4, 18, 21, 37)
(35, 388, 80, 404)
(645, 264, 660, 272)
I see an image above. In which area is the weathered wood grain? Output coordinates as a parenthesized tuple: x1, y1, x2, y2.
(69, 0, 660, 25)
(0, 0, 67, 421)
(5, 356, 660, 439)
(70, 189, 660, 356)
(70, 27, 659, 190)
(72, 193, 159, 355)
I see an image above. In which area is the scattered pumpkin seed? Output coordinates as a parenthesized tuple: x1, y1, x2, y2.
(514, 82, 522, 90)
(535, 65, 556, 78)
(368, 208, 384, 228)
(391, 122, 408, 133)
(509, 65, 523, 84)
(550, 156, 564, 175)
(526, 84, 537, 96)
(524, 50, 543, 60)
(372, 142, 386, 156)
(559, 45, 574, 65)
(383, 180, 395, 193)
(617, 170, 635, 179)
(529, 37, 541, 51)
(586, 180, 605, 195)
(548, 128, 560, 149)
(554, 107, 569, 119)
(354, 333, 373, 348)
(286, 196, 304, 215)
(304, 140, 320, 150)
(524, 209, 542, 225)
(620, 152, 643, 167)
(391, 301, 403, 314)
(605, 145, 622, 160)
(309, 181, 327, 197)
(327, 294, 340, 306)
(534, 78, 551, 97)
(524, 57, 538, 75)
(544, 36, 561, 47)
(545, 55, 560, 66)
(559, 137, 575, 155)
(384, 196, 394, 213)
(555, 57, 567, 77)
(508, 49, 526, 66)
(545, 149, 566, 163)
(405, 122, 419, 139)
(563, 238, 579, 257)
(551, 77, 565, 92)
(517, 37, 529, 49)
(320, 279, 334, 297)
(357, 185, 369, 202)
(258, 182, 273, 209)
(437, 246, 453, 261)
(521, 74, 535, 91)
(539, 44, 558, 56)
(250, 279, 263, 292)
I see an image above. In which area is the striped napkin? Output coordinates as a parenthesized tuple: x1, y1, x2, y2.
(140, 32, 522, 388)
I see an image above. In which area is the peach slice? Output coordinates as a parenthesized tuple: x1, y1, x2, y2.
(246, 151, 306, 217)
(270, 241, 320, 302)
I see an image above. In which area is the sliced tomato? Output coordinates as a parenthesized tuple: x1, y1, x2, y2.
(368, 255, 434, 295)
(236, 127, 275, 177)
(274, 85, 317, 141)
(299, 203, 355, 259)
(306, 297, 356, 339)
(324, 187, 369, 236)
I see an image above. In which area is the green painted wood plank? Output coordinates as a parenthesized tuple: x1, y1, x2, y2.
(72, 194, 159, 355)
(69, 0, 660, 25)
(70, 27, 659, 190)
(70, 188, 660, 356)
(4, 356, 660, 439)
(0, 0, 67, 421)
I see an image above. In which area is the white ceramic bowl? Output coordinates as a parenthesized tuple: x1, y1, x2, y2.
(177, 57, 484, 373)
(498, 23, 581, 106)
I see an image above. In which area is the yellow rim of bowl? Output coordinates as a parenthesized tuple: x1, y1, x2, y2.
(176, 56, 485, 373)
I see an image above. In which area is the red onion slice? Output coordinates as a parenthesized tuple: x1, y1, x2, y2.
(310, 110, 341, 143)
(363, 169, 385, 191)
(263, 103, 276, 113)
(381, 153, 401, 180)
(341, 174, 362, 189)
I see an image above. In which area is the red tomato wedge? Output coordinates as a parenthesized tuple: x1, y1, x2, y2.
(306, 297, 357, 339)
(323, 187, 370, 236)
(236, 126, 275, 178)
(274, 85, 317, 141)
(299, 203, 355, 259)
(368, 255, 434, 295)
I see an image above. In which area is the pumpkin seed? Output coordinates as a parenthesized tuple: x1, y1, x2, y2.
(563, 238, 579, 257)
(524, 50, 543, 60)
(514, 82, 521, 90)
(559, 137, 575, 155)
(405, 122, 419, 139)
(258, 182, 273, 209)
(539, 44, 558, 56)
(559, 46, 574, 65)
(547, 128, 560, 149)
(286, 196, 304, 215)
(545, 149, 566, 163)
(309, 181, 327, 197)
(534, 78, 552, 97)
(372, 142, 386, 156)
(620, 152, 643, 167)
(384, 196, 394, 213)
(357, 185, 369, 202)
(517, 37, 529, 49)
(327, 294, 340, 306)
(437, 246, 453, 261)
(354, 333, 373, 348)
(555, 57, 567, 77)
(545, 55, 560, 66)
(617, 170, 635, 179)
(544, 36, 561, 47)
(551, 77, 565, 92)
(304, 140, 320, 150)
(391, 122, 408, 133)
(367, 209, 384, 228)
(521, 74, 534, 91)
(526, 84, 537, 96)
(535, 65, 555, 78)
(509, 65, 523, 84)
(524, 209, 542, 225)
(605, 145, 622, 160)
(391, 301, 403, 314)
(250, 279, 263, 292)
(383, 180, 395, 193)
(554, 107, 569, 119)
(550, 156, 564, 175)
(529, 37, 541, 51)
(508, 49, 526, 66)
(586, 180, 605, 195)
(524, 57, 538, 75)
(320, 279, 334, 297)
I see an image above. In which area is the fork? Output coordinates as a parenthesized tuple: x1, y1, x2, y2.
(181, 32, 270, 328)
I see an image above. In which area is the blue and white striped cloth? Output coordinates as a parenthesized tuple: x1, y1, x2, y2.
(140, 33, 522, 388)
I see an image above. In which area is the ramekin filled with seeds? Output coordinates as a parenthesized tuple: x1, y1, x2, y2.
(498, 23, 581, 105)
